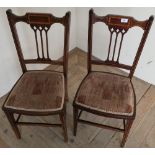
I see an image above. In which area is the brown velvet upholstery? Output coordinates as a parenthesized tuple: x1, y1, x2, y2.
(75, 72, 135, 116)
(4, 71, 64, 112)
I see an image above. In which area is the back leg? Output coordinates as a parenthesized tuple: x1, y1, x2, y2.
(121, 119, 134, 147)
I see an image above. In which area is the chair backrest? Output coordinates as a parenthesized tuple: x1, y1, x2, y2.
(6, 9, 71, 78)
(88, 9, 154, 78)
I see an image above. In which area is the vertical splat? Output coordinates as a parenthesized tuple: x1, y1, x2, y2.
(117, 29, 126, 62)
(112, 29, 119, 61)
(45, 27, 50, 59)
(107, 28, 114, 61)
(31, 25, 50, 60)
(106, 26, 128, 63)
(39, 27, 45, 59)
(33, 26, 40, 59)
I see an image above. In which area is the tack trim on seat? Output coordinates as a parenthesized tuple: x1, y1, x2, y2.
(75, 101, 134, 116)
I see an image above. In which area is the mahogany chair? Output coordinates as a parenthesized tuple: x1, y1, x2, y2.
(2, 9, 70, 142)
(73, 9, 153, 147)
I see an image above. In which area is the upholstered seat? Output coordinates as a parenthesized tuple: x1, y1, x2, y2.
(4, 71, 64, 112)
(75, 72, 135, 116)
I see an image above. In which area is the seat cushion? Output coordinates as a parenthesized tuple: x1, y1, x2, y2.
(4, 71, 65, 112)
(75, 72, 135, 116)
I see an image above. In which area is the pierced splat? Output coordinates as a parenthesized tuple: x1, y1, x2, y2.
(30, 25, 51, 60)
(106, 26, 128, 63)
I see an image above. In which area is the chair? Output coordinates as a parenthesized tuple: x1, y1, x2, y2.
(73, 9, 153, 147)
(2, 9, 70, 142)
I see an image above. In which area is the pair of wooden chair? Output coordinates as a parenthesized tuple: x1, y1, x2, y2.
(2, 9, 153, 147)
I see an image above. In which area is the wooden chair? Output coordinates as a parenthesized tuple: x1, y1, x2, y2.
(2, 9, 70, 142)
(73, 9, 153, 147)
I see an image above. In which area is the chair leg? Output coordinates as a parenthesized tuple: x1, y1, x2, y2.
(59, 111, 68, 142)
(65, 91, 69, 102)
(73, 106, 78, 136)
(121, 119, 134, 147)
(65, 80, 69, 102)
(4, 111, 21, 139)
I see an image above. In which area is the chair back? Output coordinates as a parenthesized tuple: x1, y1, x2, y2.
(6, 9, 71, 78)
(88, 9, 153, 78)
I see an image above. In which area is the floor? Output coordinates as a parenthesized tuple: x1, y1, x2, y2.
(0, 48, 155, 148)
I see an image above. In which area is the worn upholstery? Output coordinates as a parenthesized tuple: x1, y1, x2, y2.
(4, 71, 65, 112)
(75, 72, 135, 116)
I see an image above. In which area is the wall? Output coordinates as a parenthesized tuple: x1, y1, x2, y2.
(77, 7, 155, 85)
(0, 7, 77, 97)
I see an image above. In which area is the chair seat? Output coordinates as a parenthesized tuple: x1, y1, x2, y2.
(4, 71, 65, 113)
(75, 72, 135, 116)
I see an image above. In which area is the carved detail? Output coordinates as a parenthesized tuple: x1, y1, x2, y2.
(106, 26, 127, 63)
(31, 25, 51, 60)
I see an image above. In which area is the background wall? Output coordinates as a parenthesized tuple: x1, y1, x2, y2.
(1, 7, 155, 97)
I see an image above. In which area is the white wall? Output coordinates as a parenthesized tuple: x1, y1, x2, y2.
(77, 7, 155, 85)
(0, 7, 77, 97)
